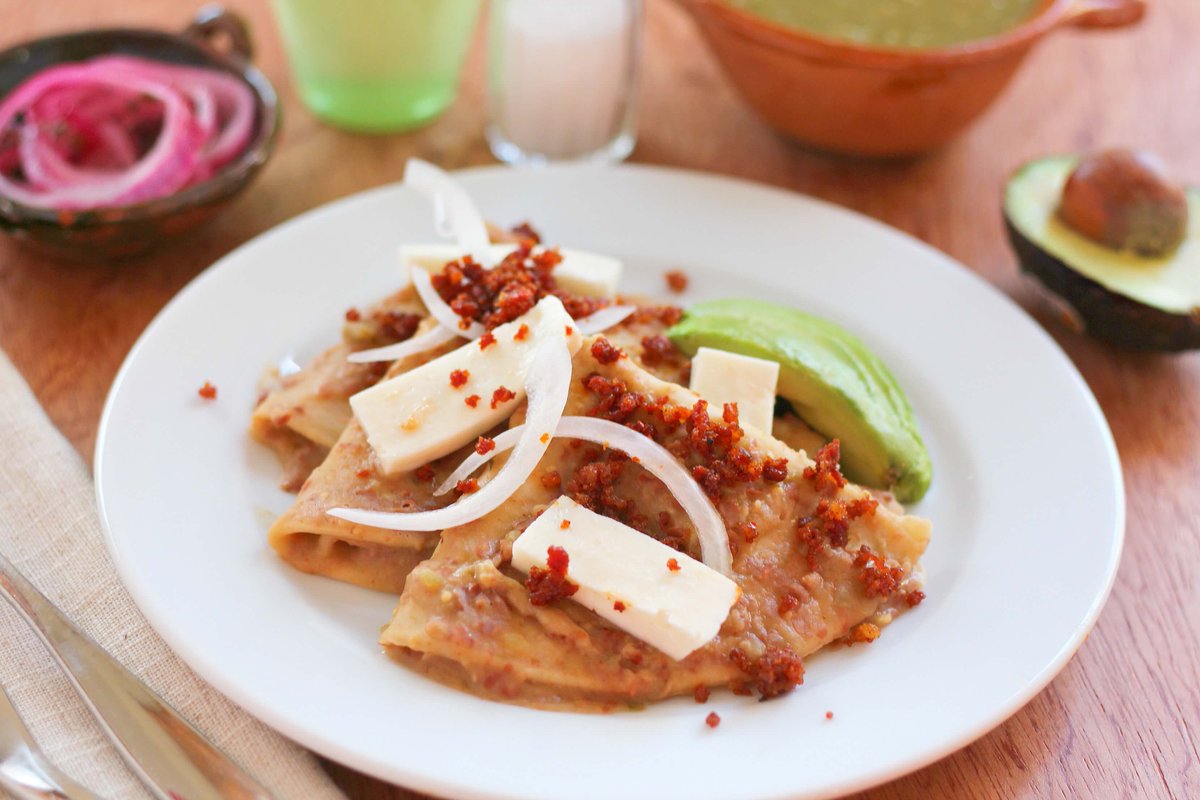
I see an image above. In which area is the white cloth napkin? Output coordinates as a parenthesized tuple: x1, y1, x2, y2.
(0, 350, 347, 800)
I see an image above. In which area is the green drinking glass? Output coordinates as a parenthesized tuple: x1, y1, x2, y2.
(271, 0, 482, 133)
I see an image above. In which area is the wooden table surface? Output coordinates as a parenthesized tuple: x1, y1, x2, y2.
(1, 1, 1196, 798)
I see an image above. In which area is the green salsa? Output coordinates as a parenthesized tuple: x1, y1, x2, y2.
(727, 0, 1043, 49)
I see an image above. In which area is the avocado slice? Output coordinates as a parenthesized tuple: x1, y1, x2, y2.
(668, 299, 932, 504)
(1004, 155, 1200, 350)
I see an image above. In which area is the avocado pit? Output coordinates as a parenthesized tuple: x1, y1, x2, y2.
(1058, 149, 1188, 258)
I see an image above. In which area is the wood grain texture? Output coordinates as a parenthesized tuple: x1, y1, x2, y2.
(0, 1, 1196, 798)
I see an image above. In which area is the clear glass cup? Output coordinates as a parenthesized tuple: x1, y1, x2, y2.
(487, 0, 642, 164)
(271, 0, 482, 134)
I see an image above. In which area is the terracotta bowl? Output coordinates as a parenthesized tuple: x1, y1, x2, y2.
(675, 0, 1146, 157)
(0, 7, 279, 260)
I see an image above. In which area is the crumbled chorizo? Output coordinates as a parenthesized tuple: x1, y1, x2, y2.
(449, 369, 470, 388)
(778, 592, 801, 614)
(693, 685, 710, 703)
(465, 394, 481, 408)
(613, 600, 626, 612)
(372, 310, 421, 344)
(667, 558, 681, 572)
(847, 621, 881, 644)
(804, 440, 846, 496)
(566, 458, 634, 523)
(590, 337, 624, 364)
(510, 221, 541, 245)
(853, 545, 904, 599)
(513, 323, 530, 341)
(491, 386, 516, 409)
(562, 452, 684, 548)
(344, 307, 361, 322)
(478, 332, 497, 350)
(762, 457, 789, 483)
(705, 712, 721, 728)
(638, 334, 682, 367)
(415, 465, 436, 481)
(797, 524, 826, 572)
(822, 497, 878, 548)
(729, 646, 805, 700)
(797, 495, 879, 568)
(665, 270, 689, 293)
(526, 545, 579, 606)
(197, 381, 217, 400)
(905, 589, 926, 607)
(455, 478, 479, 494)
(560, 519, 571, 529)
(475, 436, 495, 456)
(430, 246, 606, 330)
(495, 284, 537, 324)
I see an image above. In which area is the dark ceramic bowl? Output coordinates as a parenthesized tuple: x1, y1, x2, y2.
(0, 7, 279, 260)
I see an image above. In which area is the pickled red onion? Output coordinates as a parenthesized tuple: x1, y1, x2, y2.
(0, 55, 255, 210)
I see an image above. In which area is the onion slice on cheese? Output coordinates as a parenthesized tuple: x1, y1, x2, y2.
(575, 304, 636, 335)
(433, 416, 733, 576)
(411, 265, 486, 339)
(433, 426, 524, 495)
(327, 335, 573, 532)
(403, 158, 493, 268)
(346, 324, 459, 364)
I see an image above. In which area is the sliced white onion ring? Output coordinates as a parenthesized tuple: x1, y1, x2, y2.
(347, 324, 459, 364)
(411, 265, 486, 340)
(328, 336, 572, 532)
(434, 416, 733, 576)
(574, 304, 636, 335)
(403, 158, 493, 268)
(434, 427, 524, 495)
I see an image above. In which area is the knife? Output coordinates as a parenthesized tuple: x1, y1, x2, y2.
(0, 552, 276, 800)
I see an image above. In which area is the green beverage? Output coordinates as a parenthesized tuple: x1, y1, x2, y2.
(271, 0, 482, 133)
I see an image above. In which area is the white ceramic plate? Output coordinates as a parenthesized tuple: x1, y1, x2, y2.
(95, 166, 1123, 800)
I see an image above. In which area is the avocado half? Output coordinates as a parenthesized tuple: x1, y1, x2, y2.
(1004, 155, 1200, 351)
(668, 299, 932, 504)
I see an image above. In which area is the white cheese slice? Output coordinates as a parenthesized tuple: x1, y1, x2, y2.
(399, 243, 621, 299)
(549, 251, 621, 300)
(351, 296, 582, 475)
(511, 496, 741, 661)
(688, 346, 780, 434)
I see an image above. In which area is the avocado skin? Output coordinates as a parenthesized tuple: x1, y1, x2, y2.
(668, 299, 932, 504)
(1003, 156, 1200, 352)
(1005, 215, 1200, 351)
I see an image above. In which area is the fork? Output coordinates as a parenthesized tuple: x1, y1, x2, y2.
(0, 687, 107, 800)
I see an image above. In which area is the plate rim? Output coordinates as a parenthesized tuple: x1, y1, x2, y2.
(94, 163, 1126, 800)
